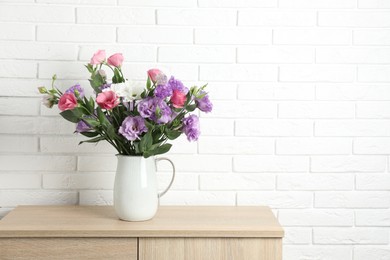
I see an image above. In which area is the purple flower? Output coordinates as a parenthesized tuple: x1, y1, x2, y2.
(182, 114, 200, 142)
(196, 92, 213, 113)
(76, 120, 92, 133)
(167, 76, 189, 94)
(100, 83, 111, 92)
(137, 97, 172, 124)
(65, 84, 85, 98)
(119, 116, 147, 141)
(155, 84, 172, 99)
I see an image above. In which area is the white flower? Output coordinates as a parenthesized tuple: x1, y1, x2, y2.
(110, 81, 133, 101)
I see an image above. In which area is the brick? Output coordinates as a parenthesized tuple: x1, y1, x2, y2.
(311, 156, 386, 173)
(0, 136, 38, 153)
(356, 174, 390, 190)
(279, 209, 354, 226)
(118, 0, 196, 6)
(316, 84, 390, 101)
(0, 173, 41, 189)
(237, 191, 312, 208)
(0, 23, 34, 40)
(0, 61, 36, 78)
(200, 173, 275, 190)
(237, 46, 314, 63)
(276, 138, 351, 155)
(284, 246, 352, 260)
(199, 137, 274, 155)
(279, 0, 356, 8)
(157, 9, 236, 26)
(0, 42, 78, 60)
(0, 191, 78, 207)
(280, 65, 355, 82)
(0, 116, 78, 135)
(274, 29, 351, 45)
(236, 119, 313, 137)
(43, 173, 114, 190)
(167, 135, 197, 154)
(239, 10, 316, 26)
(315, 120, 390, 137)
(315, 191, 390, 208)
(357, 102, 390, 118)
(238, 83, 315, 100)
(77, 7, 154, 24)
(195, 28, 271, 45)
(160, 191, 236, 205)
(359, 0, 390, 8)
(118, 27, 193, 44)
(39, 61, 89, 79)
(314, 228, 388, 244)
(206, 83, 237, 100)
(198, 0, 276, 7)
(0, 155, 76, 171)
(0, 97, 40, 116)
(277, 174, 353, 191)
(201, 118, 234, 136)
(355, 209, 390, 226)
(0, 79, 46, 97)
(317, 47, 390, 64)
(79, 190, 113, 205)
(157, 174, 198, 191)
(37, 25, 115, 43)
(37, 0, 116, 3)
(79, 45, 156, 62)
(319, 11, 390, 27)
(40, 136, 116, 154)
(354, 247, 390, 260)
(158, 155, 232, 172)
(358, 66, 390, 82)
(234, 155, 309, 173)
(354, 29, 390, 45)
(0, 5, 74, 23)
(159, 46, 235, 63)
(202, 100, 275, 119)
(283, 228, 312, 244)
(200, 65, 278, 82)
(278, 102, 355, 119)
(78, 156, 116, 172)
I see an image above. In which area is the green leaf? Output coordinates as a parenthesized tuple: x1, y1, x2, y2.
(140, 131, 153, 152)
(165, 129, 181, 140)
(80, 131, 99, 138)
(147, 143, 172, 157)
(97, 107, 109, 126)
(186, 104, 197, 112)
(144, 120, 154, 130)
(83, 118, 100, 127)
(146, 76, 151, 90)
(79, 136, 105, 145)
(60, 109, 80, 123)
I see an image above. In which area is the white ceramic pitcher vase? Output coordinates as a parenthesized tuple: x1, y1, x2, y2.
(113, 155, 175, 221)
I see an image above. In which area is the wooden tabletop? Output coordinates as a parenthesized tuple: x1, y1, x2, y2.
(0, 205, 284, 238)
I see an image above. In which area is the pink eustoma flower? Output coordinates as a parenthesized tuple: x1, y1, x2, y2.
(107, 53, 124, 67)
(58, 93, 78, 111)
(147, 68, 164, 83)
(90, 50, 106, 65)
(170, 89, 187, 108)
(96, 91, 119, 110)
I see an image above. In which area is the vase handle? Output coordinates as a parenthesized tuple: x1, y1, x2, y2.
(155, 157, 176, 198)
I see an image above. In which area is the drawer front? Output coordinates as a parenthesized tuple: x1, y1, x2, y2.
(0, 238, 137, 260)
(139, 237, 282, 260)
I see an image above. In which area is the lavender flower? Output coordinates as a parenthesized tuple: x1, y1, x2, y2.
(154, 84, 173, 99)
(167, 76, 189, 94)
(182, 114, 200, 142)
(196, 92, 213, 113)
(76, 120, 92, 133)
(138, 97, 172, 124)
(65, 84, 85, 98)
(119, 116, 147, 141)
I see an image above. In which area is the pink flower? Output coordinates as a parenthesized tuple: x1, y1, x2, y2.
(58, 93, 77, 111)
(107, 53, 124, 67)
(96, 91, 119, 110)
(170, 89, 187, 108)
(147, 68, 164, 83)
(90, 50, 106, 65)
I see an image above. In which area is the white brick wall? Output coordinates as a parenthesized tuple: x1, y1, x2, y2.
(0, 1, 389, 259)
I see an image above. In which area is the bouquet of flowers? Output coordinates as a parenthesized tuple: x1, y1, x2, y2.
(38, 50, 212, 158)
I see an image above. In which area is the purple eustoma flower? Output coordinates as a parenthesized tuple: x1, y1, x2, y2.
(167, 76, 189, 94)
(137, 97, 172, 124)
(76, 120, 92, 133)
(196, 92, 213, 113)
(119, 116, 147, 141)
(155, 84, 173, 99)
(65, 84, 85, 98)
(182, 114, 200, 142)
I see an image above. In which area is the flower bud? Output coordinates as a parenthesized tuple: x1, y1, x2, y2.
(38, 86, 47, 94)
